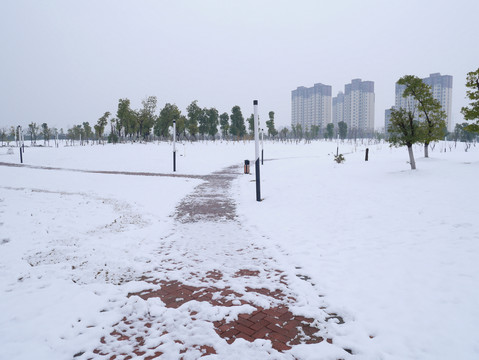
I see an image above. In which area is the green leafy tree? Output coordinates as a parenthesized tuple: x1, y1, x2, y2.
(279, 127, 289, 139)
(397, 75, 446, 158)
(97, 111, 110, 143)
(461, 68, 479, 133)
(230, 105, 246, 139)
(155, 103, 181, 138)
(117, 98, 134, 140)
(186, 100, 202, 140)
(219, 112, 229, 138)
(387, 108, 423, 170)
(247, 113, 255, 136)
(9, 126, 16, 144)
(0, 128, 6, 146)
(206, 107, 219, 139)
(197, 108, 209, 139)
(292, 124, 303, 139)
(28, 122, 39, 145)
(326, 123, 334, 140)
(338, 121, 347, 140)
(83, 122, 93, 143)
(138, 96, 157, 140)
(310, 125, 320, 139)
(41, 123, 51, 145)
(454, 123, 476, 143)
(266, 111, 278, 138)
(176, 115, 187, 139)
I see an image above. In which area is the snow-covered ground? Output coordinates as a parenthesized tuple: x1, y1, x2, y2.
(1, 140, 478, 359)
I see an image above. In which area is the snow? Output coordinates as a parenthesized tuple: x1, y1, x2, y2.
(1, 140, 479, 359)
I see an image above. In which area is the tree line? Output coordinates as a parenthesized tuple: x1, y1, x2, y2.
(0, 99, 282, 146)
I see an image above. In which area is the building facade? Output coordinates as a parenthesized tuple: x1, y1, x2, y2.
(332, 91, 344, 127)
(291, 83, 332, 131)
(333, 79, 375, 135)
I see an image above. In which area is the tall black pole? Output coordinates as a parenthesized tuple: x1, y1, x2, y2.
(254, 100, 261, 201)
(173, 120, 176, 172)
(18, 126, 23, 163)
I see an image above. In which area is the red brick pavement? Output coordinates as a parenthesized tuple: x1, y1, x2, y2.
(90, 271, 341, 358)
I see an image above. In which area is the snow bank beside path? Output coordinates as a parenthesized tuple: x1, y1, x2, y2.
(236, 141, 479, 359)
(1, 141, 252, 175)
(0, 148, 201, 360)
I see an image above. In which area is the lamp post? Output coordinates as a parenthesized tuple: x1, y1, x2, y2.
(17, 126, 23, 163)
(253, 100, 261, 202)
(173, 120, 176, 172)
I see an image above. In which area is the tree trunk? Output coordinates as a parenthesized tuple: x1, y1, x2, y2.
(408, 145, 416, 170)
(424, 142, 429, 158)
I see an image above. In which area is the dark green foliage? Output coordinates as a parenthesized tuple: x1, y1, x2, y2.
(219, 112, 229, 138)
(108, 132, 119, 143)
(28, 122, 38, 144)
(229, 105, 246, 138)
(117, 99, 135, 139)
(82, 122, 93, 142)
(197, 108, 208, 137)
(138, 96, 157, 139)
(454, 123, 476, 142)
(387, 107, 422, 170)
(310, 125, 320, 139)
(387, 108, 422, 147)
(461, 68, 479, 133)
(154, 103, 181, 138)
(97, 112, 110, 141)
(186, 100, 201, 139)
(338, 121, 347, 140)
(292, 124, 302, 139)
(41, 123, 50, 144)
(326, 123, 334, 140)
(206, 107, 219, 138)
(266, 111, 278, 138)
(334, 153, 345, 163)
(247, 114, 255, 136)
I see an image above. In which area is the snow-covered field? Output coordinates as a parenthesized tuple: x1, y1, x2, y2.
(1, 140, 478, 359)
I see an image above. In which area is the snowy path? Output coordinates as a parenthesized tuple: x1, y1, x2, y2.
(75, 164, 353, 359)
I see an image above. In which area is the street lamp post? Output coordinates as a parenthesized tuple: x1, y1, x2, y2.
(253, 100, 261, 202)
(173, 120, 176, 172)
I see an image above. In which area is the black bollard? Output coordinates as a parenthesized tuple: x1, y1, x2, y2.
(365, 148, 369, 161)
(20, 147, 23, 163)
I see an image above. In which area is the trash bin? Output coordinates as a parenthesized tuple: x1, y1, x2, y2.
(244, 160, 250, 174)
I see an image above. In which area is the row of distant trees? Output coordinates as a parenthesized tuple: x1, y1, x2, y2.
(387, 68, 479, 169)
(90, 98, 281, 143)
(0, 100, 282, 146)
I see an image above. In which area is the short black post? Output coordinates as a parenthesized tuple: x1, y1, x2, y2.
(20, 147, 23, 163)
(173, 151, 176, 172)
(365, 148, 369, 161)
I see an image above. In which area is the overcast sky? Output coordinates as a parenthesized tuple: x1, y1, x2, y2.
(1, 0, 478, 132)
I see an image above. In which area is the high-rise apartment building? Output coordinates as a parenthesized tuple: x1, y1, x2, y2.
(291, 83, 332, 130)
(333, 79, 375, 134)
(393, 73, 453, 131)
(332, 91, 344, 127)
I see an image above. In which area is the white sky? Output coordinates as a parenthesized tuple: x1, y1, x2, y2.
(1, 0, 478, 131)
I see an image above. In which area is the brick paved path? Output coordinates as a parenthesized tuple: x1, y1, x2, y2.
(80, 165, 350, 359)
